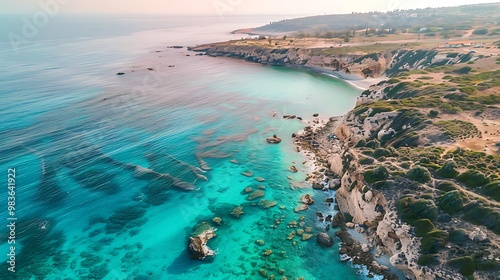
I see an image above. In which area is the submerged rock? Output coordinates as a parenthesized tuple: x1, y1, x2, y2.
(247, 190, 265, 200)
(294, 204, 308, 212)
(212, 217, 222, 225)
(254, 177, 265, 182)
(317, 232, 334, 247)
(259, 199, 277, 209)
(301, 194, 314, 205)
(105, 206, 147, 234)
(266, 134, 282, 144)
(243, 187, 253, 193)
(231, 206, 244, 218)
(301, 233, 313, 241)
(188, 222, 216, 260)
(242, 170, 253, 177)
(289, 165, 298, 173)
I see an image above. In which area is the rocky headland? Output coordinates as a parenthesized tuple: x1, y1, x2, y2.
(190, 41, 474, 82)
(190, 40, 500, 279)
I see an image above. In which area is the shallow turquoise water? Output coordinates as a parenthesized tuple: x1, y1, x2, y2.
(0, 15, 366, 279)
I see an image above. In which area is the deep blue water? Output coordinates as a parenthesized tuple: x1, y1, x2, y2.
(0, 15, 374, 279)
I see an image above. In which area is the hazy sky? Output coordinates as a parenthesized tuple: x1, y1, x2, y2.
(1, 0, 498, 15)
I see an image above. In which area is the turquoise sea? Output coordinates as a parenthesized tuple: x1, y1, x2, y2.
(0, 15, 366, 279)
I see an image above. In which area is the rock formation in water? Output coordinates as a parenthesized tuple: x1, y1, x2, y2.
(266, 134, 282, 144)
(188, 222, 217, 260)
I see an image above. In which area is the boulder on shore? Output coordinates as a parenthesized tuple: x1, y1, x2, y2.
(317, 232, 334, 247)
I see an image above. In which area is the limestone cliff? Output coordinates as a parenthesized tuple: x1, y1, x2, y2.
(191, 43, 470, 80)
(330, 115, 440, 279)
(191, 44, 388, 79)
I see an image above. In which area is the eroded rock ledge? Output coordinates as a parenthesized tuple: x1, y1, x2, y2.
(190, 42, 471, 80)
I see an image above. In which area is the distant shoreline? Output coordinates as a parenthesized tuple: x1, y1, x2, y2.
(290, 64, 384, 90)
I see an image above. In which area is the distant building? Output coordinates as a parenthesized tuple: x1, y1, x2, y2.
(444, 41, 474, 48)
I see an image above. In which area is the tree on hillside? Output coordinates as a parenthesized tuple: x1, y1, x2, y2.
(472, 28, 488, 35)
(324, 31, 334, 38)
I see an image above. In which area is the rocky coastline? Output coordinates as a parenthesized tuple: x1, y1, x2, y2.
(189, 41, 473, 84)
(293, 117, 405, 279)
(189, 43, 387, 81)
(292, 79, 500, 280)
(187, 39, 500, 279)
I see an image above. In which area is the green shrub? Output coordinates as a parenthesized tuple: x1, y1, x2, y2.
(421, 163, 441, 170)
(364, 165, 389, 183)
(435, 120, 479, 139)
(414, 219, 435, 237)
(428, 110, 439, 118)
(355, 139, 366, 147)
(437, 160, 459, 178)
(457, 170, 490, 188)
(475, 260, 500, 272)
(400, 162, 411, 169)
(448, 229, 468, 245)
(448, 256, 476, 276)
(407, 165, 432, 183)
(439, 190, 463, 214)
(463, 204, 500, 234)
(453, 66, 472, 74)
(419, 157, 430, 164)
(438, 103, 461, 114)
(372, 180, 394, 189)
(420, 229, 448, 254)
(481, 181, 500, 201)
(418, 254, 439, 266)
(372, 148, 392, 158)
(436, 181, 459, 192)
(396, 197, 438, 223)
(361, 149, 374, 156)
(359, 157, 375, 165)
(472, 28, 488, 35)
(391, 170, 407, 177)
(387, 78, 401, 84)
(366, 139, 381, 149)
(368, 106, 394, 117)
